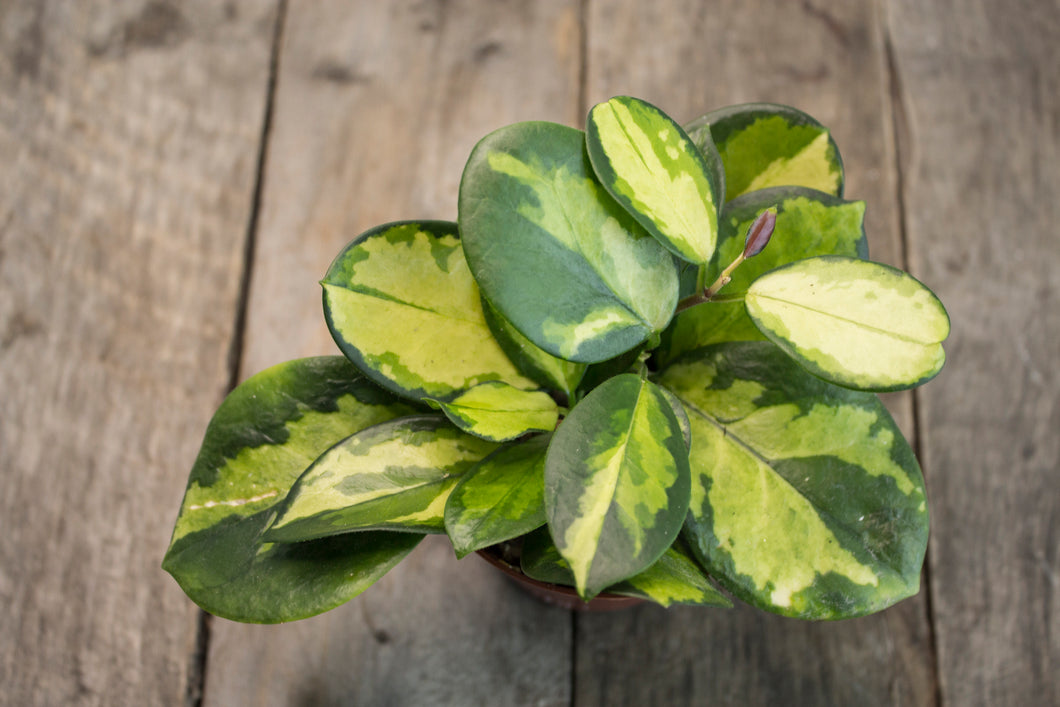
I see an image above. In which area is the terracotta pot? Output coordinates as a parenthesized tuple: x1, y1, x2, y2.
(476, 547, 644, 612)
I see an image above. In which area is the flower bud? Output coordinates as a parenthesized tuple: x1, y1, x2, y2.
(743, 208, 777, 258)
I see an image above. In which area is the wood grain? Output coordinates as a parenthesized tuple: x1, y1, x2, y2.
(575, 1, 933, 704)
(238, 0, 584, 377)
(886, 0, 1060, 704)
(203, 2, 581, 705)
(3, 0, 1054, 704)
(0, 1, 278, 704)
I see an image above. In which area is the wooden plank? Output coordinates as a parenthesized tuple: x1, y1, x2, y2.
(885, 0, 1060, 704)
(202, 2, 582, 705)
(238, 0, 584, 377)
(0, 1, 278, 704)
(575, 1, 935, 703)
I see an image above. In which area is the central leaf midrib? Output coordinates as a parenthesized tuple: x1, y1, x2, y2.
(349, 475, 446, 505)
(749, 291, 936, 345)
(673, 393, 771, 467)
(609, 106, 702, 251)
(286, 470, 449, 527)
(447, 400, 544, 414)
(585, 379, 647, 576)
(336, 283, 483, 327)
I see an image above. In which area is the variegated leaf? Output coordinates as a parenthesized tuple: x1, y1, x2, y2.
(518, 526, 575, 586)
(323, 221, 536, 401)
(481, 298, 586, 400)
(444, 435, 549, 558)
(162, 357, 422, 623)
(685, 103, 844, 201)
(658, 298, 765, 367)
(657, 384, 692, 451)
(616, 539, 732, 608)
(267, 416, 499, 541)
(459, 121, 680, 363)
(425, 381, 558, 442)
(586, 96, 722, 264)
(545, 374, 690, 600)
(520, 528, 730, 608)
(746, 256, 950, 391)
(657, 342, 929, 619)
(658, 187, 867, 367)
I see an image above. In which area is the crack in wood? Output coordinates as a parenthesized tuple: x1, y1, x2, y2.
(884, 23, 944, 707)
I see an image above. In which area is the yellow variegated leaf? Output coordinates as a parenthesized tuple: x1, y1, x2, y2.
(266, 416, 499, 541)
(444, 435, 549, 558)
(425, 381, 559, 442)
(587, 96, 722, 264)
(162, 357, 421, 623)
(657, 342, 929, 619)
(745, 256, 950, 391)
(545, 374, 691, 600)
(323, 221, 536, 401)
(684, 103, 844, 200)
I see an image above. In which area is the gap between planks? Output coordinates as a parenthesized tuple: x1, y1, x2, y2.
(186, 2, 290, 706)
(882, 22, 943, 707)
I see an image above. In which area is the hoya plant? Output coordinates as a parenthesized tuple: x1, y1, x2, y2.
(164, 98, 949, 623)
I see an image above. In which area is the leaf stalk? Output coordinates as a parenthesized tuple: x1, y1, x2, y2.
(673, 208, 777, 315)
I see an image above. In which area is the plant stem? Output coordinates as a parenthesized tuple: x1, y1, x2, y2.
(704, 292, 745, 303)
(674, 252, 745, 314)
(636, 351, 651, 378)
(673, 207, 776, 315)
(705, 253, 746, 298)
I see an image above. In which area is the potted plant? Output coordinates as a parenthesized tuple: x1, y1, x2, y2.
(163, 97, 949, 622)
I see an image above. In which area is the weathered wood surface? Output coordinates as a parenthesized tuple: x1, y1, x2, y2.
(203, 2, 579, 706)
(0, 1, 278, 705)
(1, 0, 1056, 705)
(887, 0, 1060, 704)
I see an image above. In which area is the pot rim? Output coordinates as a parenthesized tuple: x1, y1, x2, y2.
(476, 546, 644, 612)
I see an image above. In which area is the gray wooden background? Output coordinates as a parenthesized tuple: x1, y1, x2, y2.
(1, 1, 1056, 705)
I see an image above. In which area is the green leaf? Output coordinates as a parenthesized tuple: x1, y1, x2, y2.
(611, 540, 732, 607)
(459, 121, 680, 363)
(425, 381, 559, 442)
(657, 342, 929, 619)
(267, 416, 499, 541)
(519, 526, 576, 586)
(685, 103, 844, 201)
(520, 528, 730, 607)
(745, 256, 950, 391)
(545, 374, 691, 599)
(444, 435, 550, 558)
(658, 187, 867, 367)
(162, 357, 421, 623)
(481, 297, 586, 400)
(657, 299, 767, 367)
(656, 384, 692, 451)
(586, 96, 722, 264)
(323, 220, 536, 401)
